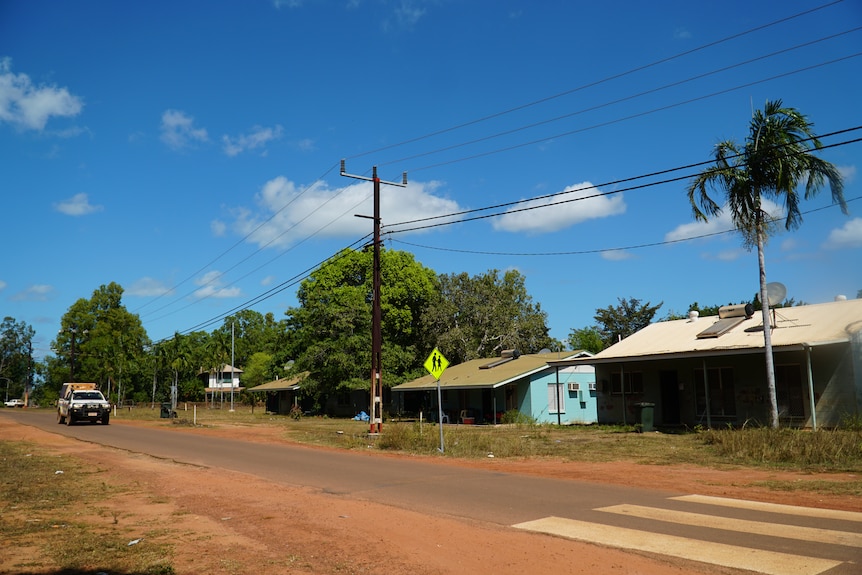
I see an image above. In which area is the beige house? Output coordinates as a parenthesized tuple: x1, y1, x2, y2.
(549, 298, 862, 429)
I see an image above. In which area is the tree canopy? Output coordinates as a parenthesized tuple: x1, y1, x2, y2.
(0, 316, 35, 400)
(593, 297, 663, 349)
(422, 269, 554, 364)
(284, 248, 438, 407)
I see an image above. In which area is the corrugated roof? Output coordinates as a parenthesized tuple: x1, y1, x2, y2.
(550, 298, 862, 366)
(246, 373, 307, 392)
(393, 351, 588, 392)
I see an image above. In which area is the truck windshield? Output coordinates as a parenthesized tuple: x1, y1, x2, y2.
(74, 392, 103, 400)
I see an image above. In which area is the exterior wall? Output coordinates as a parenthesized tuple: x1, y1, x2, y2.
(593, 343, 856, 428)
(208, 373, 240, 389)
(527, 366, 597, 425)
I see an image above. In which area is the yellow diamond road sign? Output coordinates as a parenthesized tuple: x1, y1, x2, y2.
(424, 348, 449, 381)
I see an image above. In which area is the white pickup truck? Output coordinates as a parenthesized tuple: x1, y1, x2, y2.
(57, 383, 111, 425)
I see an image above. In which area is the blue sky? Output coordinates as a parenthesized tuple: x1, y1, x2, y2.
(2, 0, 861, 359)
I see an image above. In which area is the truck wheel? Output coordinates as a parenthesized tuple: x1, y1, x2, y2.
(102, 413, 110, 425)
(65, 414, 74, 426)
(57, 411, 65, 425)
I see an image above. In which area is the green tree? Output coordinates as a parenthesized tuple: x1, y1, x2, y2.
(285, 248, 438, 407)
(594, 297, 663, 348)
(567, 326, 604, 354)
(0, 317, 35, 402)
(687, 100, 846, 428)
(50, 283, 149, 402)
(422, 269, 553, 364)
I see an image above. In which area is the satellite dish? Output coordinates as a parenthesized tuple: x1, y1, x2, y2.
(764, 282, 787, 306)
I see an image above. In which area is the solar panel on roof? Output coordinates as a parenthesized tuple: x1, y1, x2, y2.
(696, 316, 746, 339)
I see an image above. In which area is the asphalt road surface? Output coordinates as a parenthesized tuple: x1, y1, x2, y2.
(3, 409, 860, 575)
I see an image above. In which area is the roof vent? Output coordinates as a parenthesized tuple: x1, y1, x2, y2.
(688, 310, 699, 322)
(836, 294, 847, 301)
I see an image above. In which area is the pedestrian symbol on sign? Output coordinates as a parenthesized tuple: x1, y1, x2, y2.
(424, 348, 449, 380)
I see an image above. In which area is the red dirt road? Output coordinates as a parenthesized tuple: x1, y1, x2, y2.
(2, 417, 859, 575)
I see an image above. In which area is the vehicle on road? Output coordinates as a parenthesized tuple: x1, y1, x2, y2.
(4, 398, 25, 408)
(57, 382, 111, 425)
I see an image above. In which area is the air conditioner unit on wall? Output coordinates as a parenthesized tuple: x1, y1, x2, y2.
(588, 382, 596, 391)
(567, 382, 579, 392)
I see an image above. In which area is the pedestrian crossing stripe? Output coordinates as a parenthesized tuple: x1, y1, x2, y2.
(597, 504, 862, 547)
(512, 516, 842, 575)
(672, 494, 862, 522)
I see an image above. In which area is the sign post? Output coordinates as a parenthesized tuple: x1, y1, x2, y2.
(423, 348, 449, 453)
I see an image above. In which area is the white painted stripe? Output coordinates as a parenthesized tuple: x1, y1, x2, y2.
(597, 504, 862, 548)
(672, 494, 862, 522)
(513, 516, 842, 575)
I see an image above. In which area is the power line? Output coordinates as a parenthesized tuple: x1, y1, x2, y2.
(135, 161, 341, 317)
(348, 0, 845, 163)
(378, 28, 861, 171)
(390, 196, 861, 258)
(385, 130, 862, 233)
(402, 52, 862, 174)
(151, 131, 860, 339)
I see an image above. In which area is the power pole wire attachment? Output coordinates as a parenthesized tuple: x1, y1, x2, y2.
(340, 160, 407, 435)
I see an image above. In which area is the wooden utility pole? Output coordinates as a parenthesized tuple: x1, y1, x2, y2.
(341, 160, 407, 434)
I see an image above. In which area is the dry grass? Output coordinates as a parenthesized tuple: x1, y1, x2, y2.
(0, 440, 176, 575)
(115, 403, 862, 471)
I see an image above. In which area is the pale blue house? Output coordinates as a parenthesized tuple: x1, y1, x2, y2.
(392, 350, 597, 425)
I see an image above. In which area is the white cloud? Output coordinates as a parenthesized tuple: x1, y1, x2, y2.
(838, 164, 856, 184)
(126, 277, 174, 297)
(211, 220, 227, 237)
(823, 217, 862, 249)
(0, 58, 83, 131)
(193, 270, 241, 299)
(673, 27, 692, 40)
(0, 280, 6, 291)
(222, 125, 283, 157)
(233, 176, 462, 249)
(53, 193, 103, 216)
(11, 284, 55, 302)
(665, 199, 784, 243)
(601, 250, 633, 261)
(296, 138, 315, 152)
(160, 109, 208, 150)
(492, 182, 625, 234)
(261, 275, 276, 286)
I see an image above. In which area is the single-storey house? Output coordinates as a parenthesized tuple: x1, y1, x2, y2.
(548, 298, 862, 429)
(392, 350, 597, 425)
(246, 373, 306, 415)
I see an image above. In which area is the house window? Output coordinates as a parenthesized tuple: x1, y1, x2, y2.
(548, 383, 565, 414)
(775, 364, 804, 418)
(694, 367, 736, 417)
(610, 372, 643, 395)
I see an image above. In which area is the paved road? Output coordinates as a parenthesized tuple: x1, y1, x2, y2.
(3, 409, 860, 575)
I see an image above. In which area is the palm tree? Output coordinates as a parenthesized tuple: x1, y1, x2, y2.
(687, 100, 846, 428)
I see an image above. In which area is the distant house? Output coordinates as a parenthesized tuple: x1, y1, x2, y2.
(246, 373, 306, 415)
(392, 350, 597, 425)
(199, 364, 244, 404)
(548, 298, 862, 429)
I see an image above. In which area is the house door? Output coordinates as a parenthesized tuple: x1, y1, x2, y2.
(659, 370, 681, 425)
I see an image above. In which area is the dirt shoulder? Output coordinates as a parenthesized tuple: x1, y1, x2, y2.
(1, 418, 859, 575)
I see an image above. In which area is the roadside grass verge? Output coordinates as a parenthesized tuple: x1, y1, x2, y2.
(109, 404, 862, 497)
(0, 440, 176, 575)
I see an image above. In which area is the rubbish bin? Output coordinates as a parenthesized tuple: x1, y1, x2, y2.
(160, 402, 173, 419)
(634, 402, 655, 432)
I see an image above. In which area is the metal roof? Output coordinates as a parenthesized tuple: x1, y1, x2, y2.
(393, 351, 589, 392)
(246, 373, 307, 392)
(549, 298, 862, 367)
